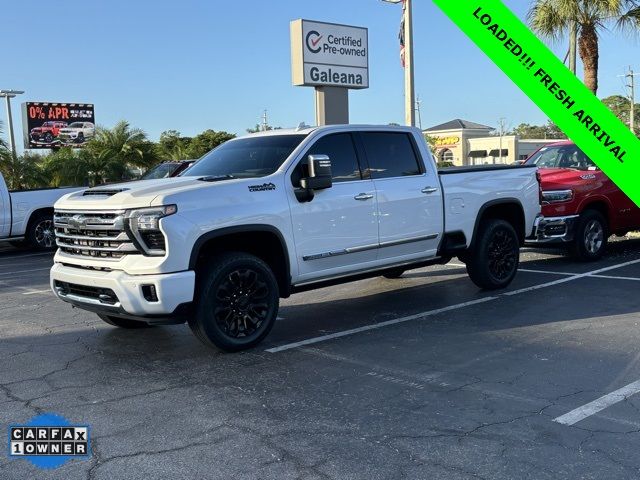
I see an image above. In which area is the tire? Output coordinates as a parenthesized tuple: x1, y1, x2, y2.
(25, 212, 56, 250)
(383, 268, 406, 279)
(570, 210, 608, 261)
(189, 252, 279, 352)
(44, 132, 53, 143)
(466, 219, 520, 290)
(77, 133, 84, 143)
(98, 314, 153, 329)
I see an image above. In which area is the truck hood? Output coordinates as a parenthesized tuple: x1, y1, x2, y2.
(55, 176, 218, 210)
(537, 167, 600, 190)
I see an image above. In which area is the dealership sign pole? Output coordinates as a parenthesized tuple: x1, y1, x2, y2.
(0, 90, 24, 158)
(432, 0, 640, 207)
(291, 19, 369, 125)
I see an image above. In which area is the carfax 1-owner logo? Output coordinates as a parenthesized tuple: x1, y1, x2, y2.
(8, 413, 90, 469)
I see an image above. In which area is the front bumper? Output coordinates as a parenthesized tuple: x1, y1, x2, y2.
(528, 215, 579, 244)
(50, 263, 195, 323)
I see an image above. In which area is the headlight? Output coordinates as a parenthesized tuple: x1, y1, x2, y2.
(541, 190, 573, 204)
(124, 205, 177, 256)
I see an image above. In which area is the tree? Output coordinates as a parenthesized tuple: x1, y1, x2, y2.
(246, 124, 281, 134)
(157, 130, 193, 161)
(85, 121, 158, 184)
(0, 151, 48, 190)
(186, 130, 235, 158)
(42, 148, 92, 187)
(601, 95, 640, 135)
(512, 121, 567, 139)
(528, 1, 640, 94)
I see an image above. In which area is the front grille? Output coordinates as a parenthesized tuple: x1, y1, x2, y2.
(54, 210, 140, 259)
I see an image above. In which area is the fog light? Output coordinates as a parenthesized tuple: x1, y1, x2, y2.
(142, 284, 158, 302)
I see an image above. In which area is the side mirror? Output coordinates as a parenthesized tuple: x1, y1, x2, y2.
(300, 155, 333, 191)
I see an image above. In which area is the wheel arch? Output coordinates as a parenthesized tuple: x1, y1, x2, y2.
(577, 198, 612, 232)
(189, 225, 292, 298)
(470, 199, 526, 248)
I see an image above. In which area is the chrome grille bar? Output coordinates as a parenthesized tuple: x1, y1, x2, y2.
(54, 210, 140, 260)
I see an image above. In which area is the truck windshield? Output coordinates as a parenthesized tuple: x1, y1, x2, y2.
(527, 144, 597, 170)
(185, 135, 306, 179)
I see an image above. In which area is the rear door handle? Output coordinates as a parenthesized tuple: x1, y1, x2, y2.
(421, 187, 438, 194)
(354, 193, 374, 201)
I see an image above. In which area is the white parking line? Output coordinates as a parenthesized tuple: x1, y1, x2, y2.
(267, 258, 640, 353)
(503, 259, 640, 296)
(554, 379, 640, 426)
(0, 268, 50, 277)
(265, 297, 498, 353)
(591, 274, 640, 282)
(21, 289, 52, 296)
(518, 268, 575, 276)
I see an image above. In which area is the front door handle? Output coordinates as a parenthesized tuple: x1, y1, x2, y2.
(421, 187, 438, 194)
(354, 193, 374, 201)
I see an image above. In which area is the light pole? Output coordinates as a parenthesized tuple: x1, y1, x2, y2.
(0, 89, 24, 158)
(381, 0, 416, 127)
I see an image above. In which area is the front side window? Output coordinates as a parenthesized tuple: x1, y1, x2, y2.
(360, 132, 422, 179)
(185, 135, 306, 179)
(306, 133, 362, 183)
(527, 144, 596, 170)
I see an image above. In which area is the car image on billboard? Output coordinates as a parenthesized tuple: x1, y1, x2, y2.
(22, 102, 95, 149)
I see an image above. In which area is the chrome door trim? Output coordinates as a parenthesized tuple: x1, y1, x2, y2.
(302, 234, 439, 261)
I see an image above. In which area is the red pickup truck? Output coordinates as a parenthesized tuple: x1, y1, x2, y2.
(526, 140, 640, 260)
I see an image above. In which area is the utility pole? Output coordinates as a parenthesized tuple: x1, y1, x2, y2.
(0, 89, 24, 158)
(497, 118, 507, 165)
(261, 109, 268, 132)
(619, 67, 639, 134)
(415, 95, 422, 130)
(381, 0, 416, 127)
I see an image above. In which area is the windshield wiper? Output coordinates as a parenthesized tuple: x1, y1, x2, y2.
(198, 174, 235, 182)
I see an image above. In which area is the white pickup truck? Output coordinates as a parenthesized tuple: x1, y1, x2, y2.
(50, 125, 541, 351)
(0, 173, 81, 249)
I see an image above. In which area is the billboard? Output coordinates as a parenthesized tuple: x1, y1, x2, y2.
(291, 20, 369, 89)
(21, 102, 95, 149)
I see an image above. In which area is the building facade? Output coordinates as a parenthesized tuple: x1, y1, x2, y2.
(424, 119, 558, 166)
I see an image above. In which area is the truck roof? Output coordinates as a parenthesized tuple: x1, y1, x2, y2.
(242, 124, 422, 138)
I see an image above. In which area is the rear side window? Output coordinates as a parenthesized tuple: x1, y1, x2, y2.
(306, 133, 362, 183)
(360, 132, 421, 179)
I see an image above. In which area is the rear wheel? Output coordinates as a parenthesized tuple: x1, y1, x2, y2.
(189, 252, 279, 352)
(25, 212, 56, 250)
(466, 219, 520, 290)
(570, 210, 608, 261)
(97, 314, 153, 329)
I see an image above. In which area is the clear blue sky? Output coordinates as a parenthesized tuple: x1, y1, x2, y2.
(1, 0, 637, 150)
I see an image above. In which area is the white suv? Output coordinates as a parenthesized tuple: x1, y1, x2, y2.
(58, 122, 95, 144)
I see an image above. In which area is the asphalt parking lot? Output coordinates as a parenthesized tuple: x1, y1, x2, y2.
(2, 240, 640, 479)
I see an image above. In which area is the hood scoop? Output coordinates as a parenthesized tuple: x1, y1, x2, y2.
(198, 175, 235, 182)
(83, 188, 130, 197)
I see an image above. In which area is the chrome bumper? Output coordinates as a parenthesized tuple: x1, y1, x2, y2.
(528, 215, 579, 244)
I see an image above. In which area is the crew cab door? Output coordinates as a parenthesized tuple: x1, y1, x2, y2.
(287, 133, 378, 282)
(357, 131, 443, 262)
(0, 175, 10, 238)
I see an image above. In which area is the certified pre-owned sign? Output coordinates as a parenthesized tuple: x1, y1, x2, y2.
(291, 19, 369, 89)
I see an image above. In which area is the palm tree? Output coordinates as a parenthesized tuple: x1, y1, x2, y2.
(528, 0, 640, 94)
(86, 121, 159, 184)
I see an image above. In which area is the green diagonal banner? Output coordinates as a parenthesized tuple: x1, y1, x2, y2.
(432, 0, 640, 207)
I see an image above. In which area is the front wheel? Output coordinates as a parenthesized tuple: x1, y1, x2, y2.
(570, 210, 608, 261)
(189, 252, 279, 352)
(466, 219, 520, 290)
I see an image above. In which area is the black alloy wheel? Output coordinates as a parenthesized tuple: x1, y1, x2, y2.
(466, 219, 520, 290)
(189, 252, 279, 352)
